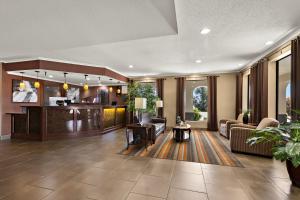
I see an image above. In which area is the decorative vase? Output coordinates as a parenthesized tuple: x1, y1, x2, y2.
(286, 160, 300, 187)
(243, 115, 248, 124)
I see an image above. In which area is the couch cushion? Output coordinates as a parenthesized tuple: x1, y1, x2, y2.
(237, 114, 243, 122)
(153, 123, 165, 132)
(256, 118, 279, 130)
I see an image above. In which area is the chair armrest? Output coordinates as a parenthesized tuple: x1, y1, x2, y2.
(230, 124, 257, 129)
(219, 119, 229, 124)
(226, 121, 242, 137)
(151, 117, 166, 123)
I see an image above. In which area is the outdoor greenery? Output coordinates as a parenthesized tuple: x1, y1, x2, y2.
(193, 86, 208, 112)
(126, 82, 158, 114)
(193, 108, 202, 121)
(247, 110, 300, 168)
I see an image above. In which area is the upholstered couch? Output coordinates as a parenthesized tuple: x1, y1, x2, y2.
(219, 114, 243, 139)
(133, 114, 166, 144)
(230, 118, 279, 157)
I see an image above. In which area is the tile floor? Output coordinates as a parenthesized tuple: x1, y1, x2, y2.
(0, 129, 300, 200)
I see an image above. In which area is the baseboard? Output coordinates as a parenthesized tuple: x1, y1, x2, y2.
(0, 134, 11, 140)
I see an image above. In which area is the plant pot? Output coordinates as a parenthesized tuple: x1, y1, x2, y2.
(243, 115, 248, 124)
(286, 160, 300, 187)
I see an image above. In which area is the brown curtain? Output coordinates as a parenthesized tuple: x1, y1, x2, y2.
(176, 77, 185, 121)
(291, 36, 300, 120)
(207, 76, 218, 131)
(235, 72, 243, 118)
(249, 59, 268, 124)
(156, 78, 164, 118)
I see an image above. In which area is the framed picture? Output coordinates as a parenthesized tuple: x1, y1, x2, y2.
(66, 87, 80, 103)
(12, 80, 38, 103)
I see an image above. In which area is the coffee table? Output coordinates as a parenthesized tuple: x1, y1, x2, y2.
(172, 124, 191, 142)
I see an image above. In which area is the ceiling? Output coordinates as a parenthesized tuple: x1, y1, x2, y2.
(7, 70, 126, 86)
(1, 0, 300, 77)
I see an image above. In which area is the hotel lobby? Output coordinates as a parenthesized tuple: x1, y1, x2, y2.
(1, 0, 300, 199)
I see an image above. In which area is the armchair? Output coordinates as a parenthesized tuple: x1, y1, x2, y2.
(133, 115, 166, 144)
(230, 118, 279, 157)
(219, 114, 243, 139)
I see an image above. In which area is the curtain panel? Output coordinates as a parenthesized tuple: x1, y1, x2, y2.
(236, 72, 243, 118)
(249, 59, 268, 124)
(207, 76, 218, 131)
(291, 36, 300, 120)
(176, 77, 185, 121)
(156, 78, 164, 118)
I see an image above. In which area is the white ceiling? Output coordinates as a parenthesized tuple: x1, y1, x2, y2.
(7, 70, 126, 86)
(1, 0, 300, 77)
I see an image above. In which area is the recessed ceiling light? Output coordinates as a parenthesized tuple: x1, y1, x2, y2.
(238, 63, 243, 66)
(201, 28, 211, 35)
(195, 59, 202, 63)
(265, 41, 274, 46)
(86, 77, 90, 81)
(49, 75, 53, 78)
(129, 65, 133, 68)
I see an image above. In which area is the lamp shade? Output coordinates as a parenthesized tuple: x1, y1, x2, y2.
(156, 100, 163, 108)
(135, 98, 147, 109)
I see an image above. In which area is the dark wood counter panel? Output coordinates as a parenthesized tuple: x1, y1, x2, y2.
(9, 105, 126, 141)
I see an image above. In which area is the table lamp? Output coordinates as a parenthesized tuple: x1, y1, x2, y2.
(135, 97, 147, 125)
(156, 100, 163, 117)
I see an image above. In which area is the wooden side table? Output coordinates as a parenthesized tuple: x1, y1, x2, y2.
(126, 123, 153, 151)
(172, 124, 191, 142)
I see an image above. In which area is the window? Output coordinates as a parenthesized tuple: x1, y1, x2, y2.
(276, 55, 291, 123)
(185, 79, 208, 121)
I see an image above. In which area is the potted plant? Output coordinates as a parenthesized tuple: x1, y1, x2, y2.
(247, 110, 300, 187)
(243, 110, 250, 124)
(193, 108, 202, 121)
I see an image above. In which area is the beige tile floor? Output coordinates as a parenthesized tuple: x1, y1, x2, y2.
(0, 129, 300, 200)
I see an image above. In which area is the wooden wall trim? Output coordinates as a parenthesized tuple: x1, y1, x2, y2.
(3, 59, 129, 82)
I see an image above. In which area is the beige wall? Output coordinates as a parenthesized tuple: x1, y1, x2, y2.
(141, 73, 237, 129)
(217, 74, 236, 122)
(163, 77, 177, 127)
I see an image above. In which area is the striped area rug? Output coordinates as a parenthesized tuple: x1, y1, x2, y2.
(119, 130, 243, 167)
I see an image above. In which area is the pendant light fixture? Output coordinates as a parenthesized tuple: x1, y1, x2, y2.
(63, 72, 69, 90)
(34, 71, 40, 89)
(83, 74, 89, 90)
(19, 72, 26, 90)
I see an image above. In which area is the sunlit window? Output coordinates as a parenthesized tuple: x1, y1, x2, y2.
(185, 79, 208, 121)
(277, 55, 291, 123)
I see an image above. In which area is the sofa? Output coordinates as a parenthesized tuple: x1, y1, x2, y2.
(133, 114, 166, 144)
(219, 113, 243, 139)
(230, 118, 279, 157)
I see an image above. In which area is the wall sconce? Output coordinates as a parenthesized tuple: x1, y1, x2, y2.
(34, 71, 40, 89)
(116, 87, 121, 94)
(63, 72, 69, 90)
(19, 72, 25, 90)
(109, 87, 113, 93)
(83, 74, 89, 90)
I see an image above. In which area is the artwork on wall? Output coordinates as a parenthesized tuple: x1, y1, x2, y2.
(66, 88, 80, 103)
(12, 80, 38, 103)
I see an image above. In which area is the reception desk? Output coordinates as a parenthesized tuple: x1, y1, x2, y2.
(10, 105, 126, 141)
